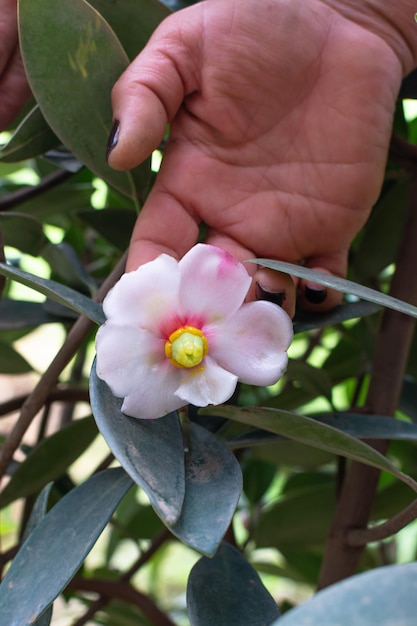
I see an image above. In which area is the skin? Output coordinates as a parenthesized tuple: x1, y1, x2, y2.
(2, 0, 415, 316)
(107, 0, 410, 316)
(0, 0, 31, 129)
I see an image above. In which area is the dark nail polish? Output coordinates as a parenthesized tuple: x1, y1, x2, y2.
(256, 283, 285, 307)
(106, 119, 120, 161)
(304, 284, 327, 304)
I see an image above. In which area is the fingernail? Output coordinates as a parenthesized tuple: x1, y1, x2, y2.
(106, 119, 120, 161)
(256, 283, 285, 307)
(304, 283, 327, 304)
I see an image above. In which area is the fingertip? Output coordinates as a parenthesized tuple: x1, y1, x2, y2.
(254, 268, 296, 318)
(107, 85, 169, 170)
(297, 267, 344, 312)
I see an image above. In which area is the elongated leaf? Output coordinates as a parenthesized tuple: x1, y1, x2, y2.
(230, 413, 415, 456)
(0, 299, 61, 330)
(255, 484, 337, 548)
(22, 484, 54, 542)
(250, 259, 417, 319)
(274, 563, 417, 626)
(0, 261, 104, 324)
(90, 361, 185, 526)
(0, 416, 98, 508)
(89, 0, 171, 61)
(0, 212, 47, 255)
(0, 104, 59, 162)
(312, 412, 417, 441)
(42, 242, 96, 292)
(170, 422, 242, 556)
(187, 543, 279, 626)
(77, 207, 137, 251)
(0, 467, 132, 626)
(293, 300, 380, 334)
(19, 0, 150, 200)
(354, 179, 409, 282)
(22, 485, 54, 626)
(204, 406, 417, 493)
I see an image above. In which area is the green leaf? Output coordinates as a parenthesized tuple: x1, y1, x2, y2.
(89, 0, 171, 61)
(312, 412, 417, 441)
(255, 484, 336, 548)
(204, 406, 417, 494)
(0, 341, 32, 374)
(19, 0, 151, 201)
(0, 416, 98, 508)
(90, 360, 185, 526)
(293, 300, 380, 334)
(0, 104, 59, 162)
(42, 242, 96, 293)
(243, 459, 276, 504)
(170, 422, 242, 556)
(354, 180, 409, 282)
(0, 212, 47, 256)
(0, 261, 104, 324)
(250, 258, 417, 319)
(77, 207, 137, 251)
(22, 483, 53, 541)
(273, 563, 417, 626)
(0, 299, 65, 330)
(0, 467, 133, 626)
(286, 360, 333, 404)
(21, 485, 54, 626)
(187, 542, 280, 626)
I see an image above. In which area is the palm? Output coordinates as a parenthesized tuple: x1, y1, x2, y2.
(114, 0, 402, 285)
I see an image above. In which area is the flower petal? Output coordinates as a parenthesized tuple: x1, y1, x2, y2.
(208, 301, 293, 386)
(96, 324, 165, 397)
(175, 356, 238, 407)
(121, 360, 184, 419)
(102, 254, 181, 335)
(178, 244, 251, 323)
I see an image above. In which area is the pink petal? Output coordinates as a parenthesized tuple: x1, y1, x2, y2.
(102, 254, 182, 335)
(207, 301, 293, 386)
(121, 360, 184, 419)
(178, 244, 251, 323)
(175, 356, 238, 406)
(96, 324, 165, 397)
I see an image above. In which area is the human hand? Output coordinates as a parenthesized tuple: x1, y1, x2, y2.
(0, 0, 31, 130)
(107, 0, 406, 316)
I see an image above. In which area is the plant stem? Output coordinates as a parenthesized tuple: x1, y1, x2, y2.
(68, 576, 176, 626)
(318, 170, 417, 589)
(347, 497, 417, 546)
(0, 169, 74, 212)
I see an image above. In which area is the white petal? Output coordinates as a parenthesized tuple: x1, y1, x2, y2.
(178, 244, 251, 323)
(96, 324, 165, 397)
(121, 360, 184, 419)
(102, 254, 182, 335)
(207, 301, 293, 386)
(175, 356, 238, 406)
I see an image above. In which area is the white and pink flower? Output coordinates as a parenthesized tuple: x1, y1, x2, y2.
(96, 244, 293, 419)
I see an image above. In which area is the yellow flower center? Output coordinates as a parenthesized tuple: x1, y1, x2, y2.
(165, 326, 208, 368)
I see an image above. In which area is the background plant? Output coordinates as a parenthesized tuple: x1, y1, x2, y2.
(1, 0, 417, 624)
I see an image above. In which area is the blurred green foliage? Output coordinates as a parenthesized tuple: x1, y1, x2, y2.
(0, 1, 417, 625)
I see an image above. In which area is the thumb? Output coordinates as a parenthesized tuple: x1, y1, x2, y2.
(106, 11, 200, 171)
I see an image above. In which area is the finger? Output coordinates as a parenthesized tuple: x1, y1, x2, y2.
(0, 0, 18, 75)
(0, 48, 31, 130)
(106, 11, 200, 171)
(205, 232, 297, 318)
(125, 184, 200, 272)
(297, 252, 348, 312)
(254, 268, 297, 318)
